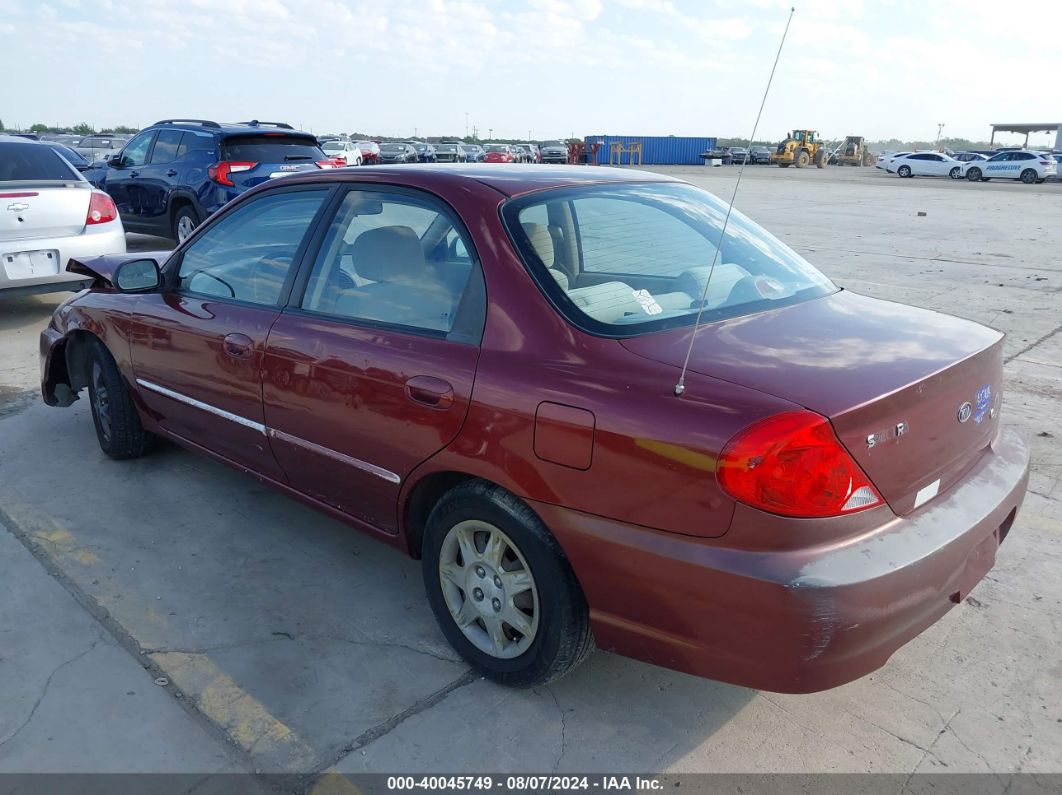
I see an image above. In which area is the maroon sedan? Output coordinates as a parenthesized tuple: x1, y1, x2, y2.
(40, 165, 1029, 692)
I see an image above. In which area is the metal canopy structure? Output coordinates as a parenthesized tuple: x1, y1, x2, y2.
(989, 122, 1062, 149)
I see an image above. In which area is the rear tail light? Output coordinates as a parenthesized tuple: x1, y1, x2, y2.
(86, 191, 117, 225)
(316, 158, 346, 169)
(208, 161, 257, 186)
(717, 410, 883, 518)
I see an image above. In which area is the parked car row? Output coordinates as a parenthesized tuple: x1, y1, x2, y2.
(880, 149, 1058, 184)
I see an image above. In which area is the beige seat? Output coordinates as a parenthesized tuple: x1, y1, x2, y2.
(521, 222, 568, 289)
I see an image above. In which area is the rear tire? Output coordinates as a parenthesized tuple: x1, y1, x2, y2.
(172, 205, 198, 244)
(87, 340, 154, 460)
(422, 481, 593, 688)
(949, 166, 961, 179)
(1020, 169, 1037, 184)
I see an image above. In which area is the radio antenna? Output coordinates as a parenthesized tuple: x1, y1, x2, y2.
(674, 6, 796, 397)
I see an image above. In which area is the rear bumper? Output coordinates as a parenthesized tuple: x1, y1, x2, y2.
(535, 428, 1029, 693)
(1, 225, 126, 294)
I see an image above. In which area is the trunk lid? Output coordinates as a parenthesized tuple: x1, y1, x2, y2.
(0, 184, 91, 241)
(621, 290, 1004, 515)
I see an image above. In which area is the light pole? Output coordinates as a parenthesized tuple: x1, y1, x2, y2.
(488, 128, 493, 141)
(465, 112, 469, 138)
(935, 123, 945, 149)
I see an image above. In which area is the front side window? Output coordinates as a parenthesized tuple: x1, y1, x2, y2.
(120, 131, 157, 167)
(176, 189, 328, 305)
(300, 190, 484, 337)
(503, 182, 836, 335)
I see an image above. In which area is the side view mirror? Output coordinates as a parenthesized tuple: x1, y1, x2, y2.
(114, 259, 161, 292)
(107, 153, 123, 167)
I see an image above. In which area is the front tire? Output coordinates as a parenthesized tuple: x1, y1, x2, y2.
(87, 340, 154, 460)
(897, 164, 912, 178)
(966, 167, 982, 182)
(795, 150, 810, 168)
(422, 481, 593, 687)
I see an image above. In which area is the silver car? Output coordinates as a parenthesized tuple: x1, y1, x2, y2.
(74, 134, 128, 163)
(0, 136, 126, 298)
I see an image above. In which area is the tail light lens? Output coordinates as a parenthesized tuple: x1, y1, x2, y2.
(717, 411, 882, 518)
(208, 161, 257, 186)
(85, 191, 117, 225)
(316, 158, 346, 169)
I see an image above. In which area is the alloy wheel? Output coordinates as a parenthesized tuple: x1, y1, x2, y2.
(176, 214, 196, 242)
(438, 519, 540, 659)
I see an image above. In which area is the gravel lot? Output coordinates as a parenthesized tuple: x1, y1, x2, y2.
(1, 166, 1059, 789)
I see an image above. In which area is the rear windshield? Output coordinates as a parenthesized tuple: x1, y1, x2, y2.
(485, 145, 507, 152)
(0, 142, 82, 182)
(322, 142, 344, 151)
(436, 145, 458, 152)
(220, 135, 323, 162)
(48, 143, 89, 166)
(503, 182, 836, 336)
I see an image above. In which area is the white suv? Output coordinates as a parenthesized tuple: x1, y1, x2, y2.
(961, 150, 1058, 184)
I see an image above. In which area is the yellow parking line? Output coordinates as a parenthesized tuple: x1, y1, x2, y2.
(1, 499, 318, 771)
(152, 651, 317, 768)
(308, 772, 365, 795)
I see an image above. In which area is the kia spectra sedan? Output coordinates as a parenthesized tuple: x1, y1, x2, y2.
(40, 165, 1029, 692)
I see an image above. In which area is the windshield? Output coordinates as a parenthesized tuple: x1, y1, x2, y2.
(437, 145, 458, 152)
(503, 182, 837, 336)
(485, 145, 507, 152)
(380, 143, 405, 152)
(322, 142, 344, 151)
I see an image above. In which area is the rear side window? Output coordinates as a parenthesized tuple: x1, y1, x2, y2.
(0, 143, 80, 181)
(150, 129, 184, 164)
(300, 189, 484, 338)
(176, 132, 217, 160)
(220, 135, 323, 163)
(176, 189, 329, 305)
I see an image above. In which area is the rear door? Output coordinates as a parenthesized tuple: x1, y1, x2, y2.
(219, 134, 324, 190)
(262, 186, 485, 532)
(129, 184, 332, 478)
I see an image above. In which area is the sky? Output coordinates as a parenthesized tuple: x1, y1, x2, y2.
(1, 0, 1060, 146)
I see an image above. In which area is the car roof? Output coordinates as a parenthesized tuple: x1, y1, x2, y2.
(146, 119, 316, 139)
(265, 164, 678, 199)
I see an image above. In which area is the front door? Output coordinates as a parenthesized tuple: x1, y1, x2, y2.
(262, 187, 486, 532)
(104, 130, 157, 229)
(129, 185, 332, 479)
(134, 128, 184, 236)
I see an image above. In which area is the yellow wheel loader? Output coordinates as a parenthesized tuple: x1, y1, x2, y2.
(771, 130, 829, 168)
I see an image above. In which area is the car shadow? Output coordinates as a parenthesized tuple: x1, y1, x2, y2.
(1, 403, 755, 774)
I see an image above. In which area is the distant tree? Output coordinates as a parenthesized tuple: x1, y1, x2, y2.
(30, 123, 50, 133)
(112, 125, 138, 134)
(72, 122, 94, 136)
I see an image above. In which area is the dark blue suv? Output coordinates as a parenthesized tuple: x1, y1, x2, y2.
(88, 119, 329, 242)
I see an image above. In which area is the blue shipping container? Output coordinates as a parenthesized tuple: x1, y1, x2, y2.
(582, 135, 717, 166)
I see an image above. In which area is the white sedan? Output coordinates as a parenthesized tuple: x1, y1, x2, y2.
(890, 152, 963, 179)
(961, 150, 1058, 184)
(321, 139, 363, 166)
(876, 151, 910, 170)
(0, 135, 126, 298)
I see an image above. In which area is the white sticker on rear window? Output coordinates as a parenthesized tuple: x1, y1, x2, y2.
(632, 289, 663, 315)
(914, 479, 940, 510)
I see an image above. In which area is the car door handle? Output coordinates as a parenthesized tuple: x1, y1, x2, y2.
(222, 333, 254, 360)
(166, 169, 178, 177)
(129, 170, 139, 178)
(404, 376, 454, 410)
